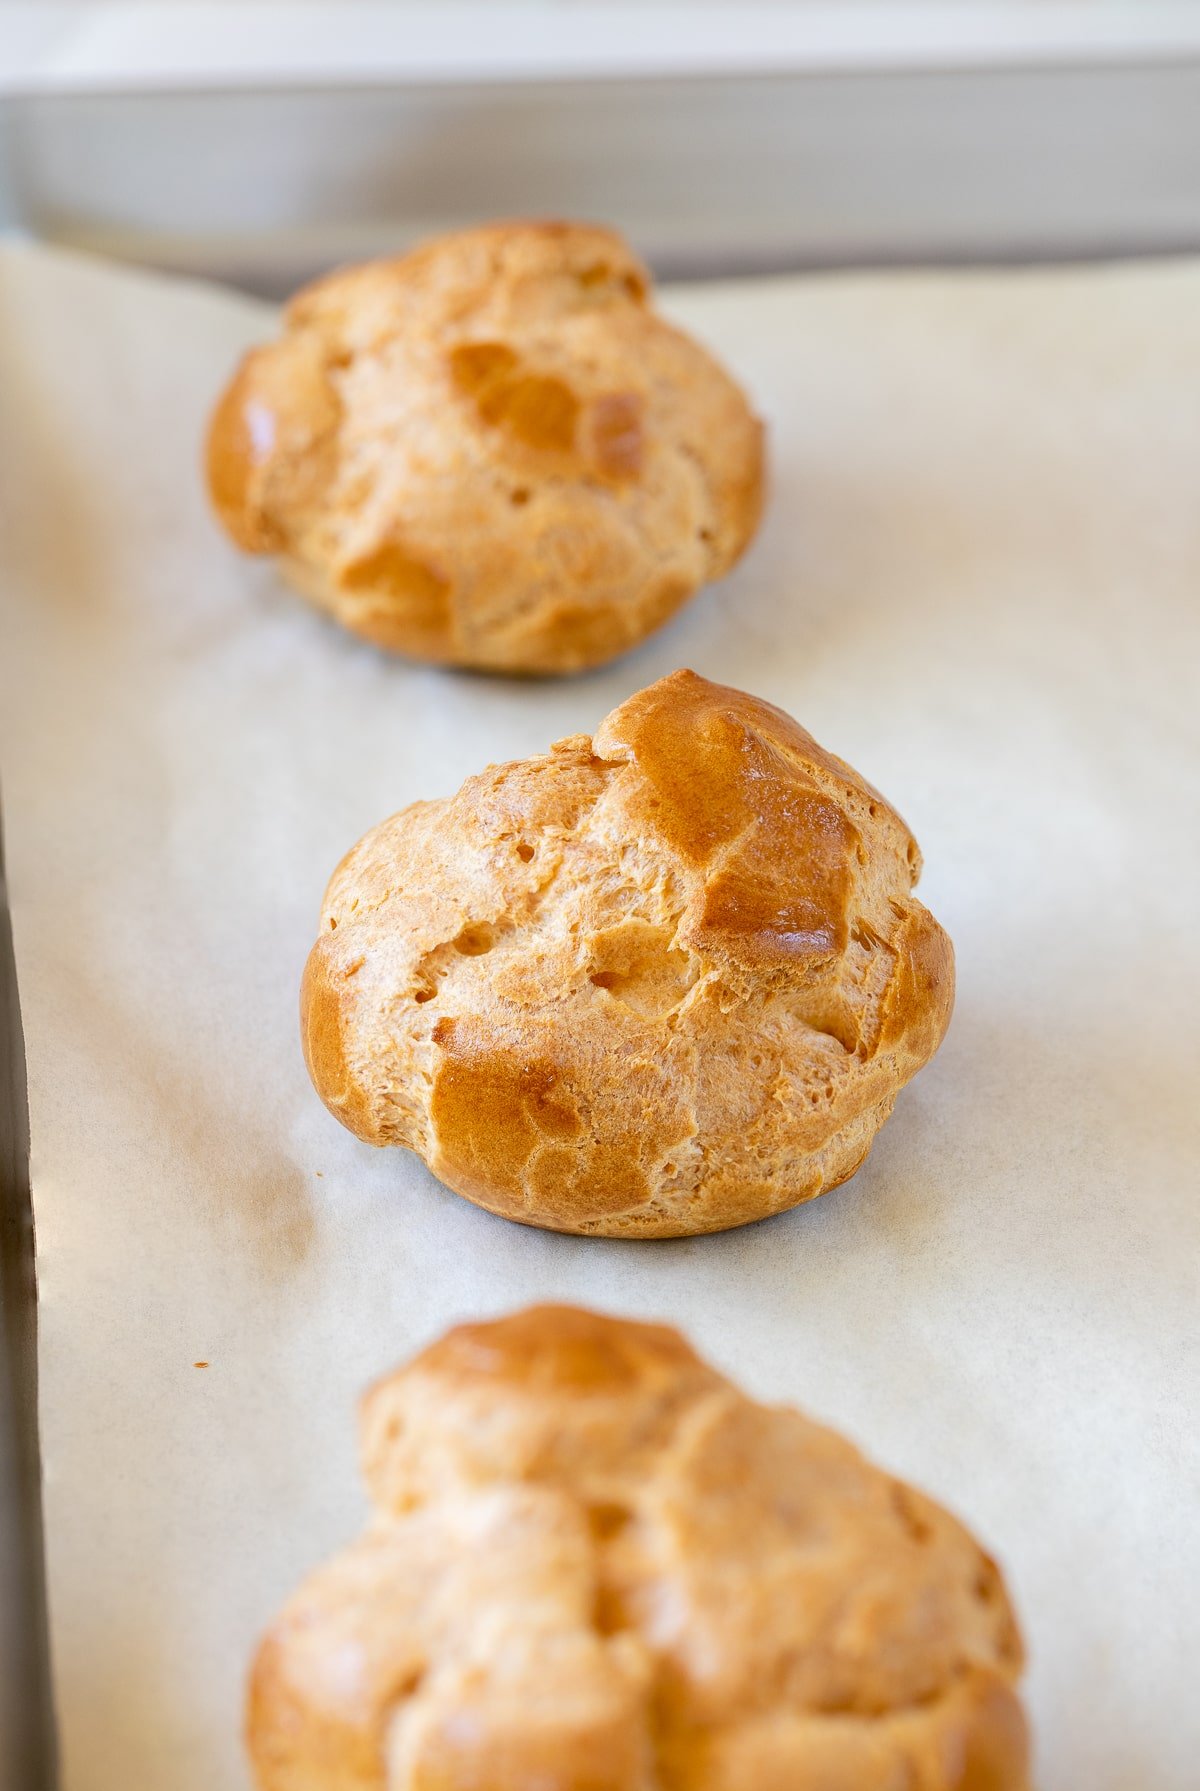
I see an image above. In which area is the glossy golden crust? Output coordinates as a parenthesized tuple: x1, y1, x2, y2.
(206, 221, 764, 673)
(248, 1307, 1030, 1791)
(300, 671, 954, 1236)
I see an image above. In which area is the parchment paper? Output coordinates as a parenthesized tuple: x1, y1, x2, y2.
(1, 241, 1197, 1791)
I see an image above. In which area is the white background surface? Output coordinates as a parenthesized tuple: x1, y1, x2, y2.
(7, 4, 1200, 93)
(0, 241, 1197, 1788)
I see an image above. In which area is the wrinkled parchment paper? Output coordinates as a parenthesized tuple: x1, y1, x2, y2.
(1, 241, 1197, 1790)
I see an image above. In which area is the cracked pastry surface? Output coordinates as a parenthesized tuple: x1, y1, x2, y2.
(301, 670, 954, 1237)
(248, 1305, 1030, 1791)
(206, 221, 764, 672)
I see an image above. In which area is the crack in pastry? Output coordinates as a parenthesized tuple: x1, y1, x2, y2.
(206, 221, 764, 673)
(300, 670, 955, 1237)
(247, 1307, 1030, 1790)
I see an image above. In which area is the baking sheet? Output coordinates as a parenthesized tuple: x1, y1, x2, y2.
(0, 240, 1197, 1790)
(0, 820, 56, 1791)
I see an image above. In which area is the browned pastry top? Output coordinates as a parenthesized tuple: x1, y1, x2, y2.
(207, 221, 764, 671)
(301, 670, 954, 1235)
(249, 1306, 1030, 1790)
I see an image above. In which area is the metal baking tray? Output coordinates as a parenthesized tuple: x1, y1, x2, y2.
(5, 6, 1200, 293)
(0, 813, 57, 1791)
